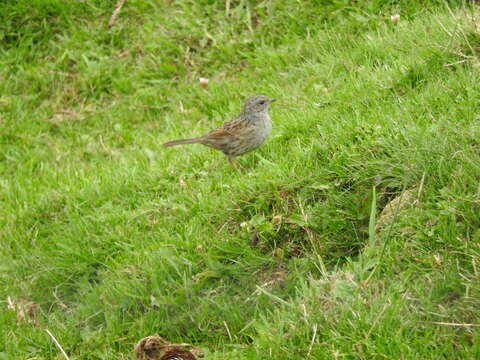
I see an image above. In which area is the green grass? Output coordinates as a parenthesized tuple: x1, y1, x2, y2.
(1, 0, 480, 359)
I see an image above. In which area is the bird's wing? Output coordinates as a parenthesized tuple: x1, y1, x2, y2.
(205, 115, 243, 139)
(204, 127, 235, 139)
(218, 115, 245, 133)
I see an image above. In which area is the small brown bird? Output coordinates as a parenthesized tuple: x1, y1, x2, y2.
(163, 94, 276, 163)
(133, 335, 201, 360)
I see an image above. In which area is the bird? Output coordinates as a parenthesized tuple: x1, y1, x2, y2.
(133, 335, 201, 360)
(163, 94, 276, 163)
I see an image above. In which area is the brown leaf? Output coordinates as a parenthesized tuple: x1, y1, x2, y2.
(7, 297, 39, 325)
(250, 229, 260, 247)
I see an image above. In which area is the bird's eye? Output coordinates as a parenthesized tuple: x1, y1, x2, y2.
(259, 100, 266, 105)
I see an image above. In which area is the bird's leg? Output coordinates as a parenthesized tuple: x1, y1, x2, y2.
(228, 156, 237, 169)
(228, 156, 246, 172)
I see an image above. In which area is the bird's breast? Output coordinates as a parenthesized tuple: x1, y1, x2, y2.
(246, 115, 271, 149)
(254, 114, 272, 139)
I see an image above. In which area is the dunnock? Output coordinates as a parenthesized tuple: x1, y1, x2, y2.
(133, 335, 199, 360)
(163, 94, 276, 162)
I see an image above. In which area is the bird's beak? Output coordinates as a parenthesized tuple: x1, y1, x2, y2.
(269, 98, 277, 103)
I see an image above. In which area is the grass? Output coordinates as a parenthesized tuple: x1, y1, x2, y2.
(1, 0, 479, 359)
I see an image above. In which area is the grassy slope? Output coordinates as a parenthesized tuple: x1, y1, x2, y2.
(1, 0, 479, 358)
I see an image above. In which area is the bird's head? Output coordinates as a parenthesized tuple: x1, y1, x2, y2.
(243, 94, 276, 114)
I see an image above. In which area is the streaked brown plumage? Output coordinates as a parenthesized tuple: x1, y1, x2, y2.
(160, 349, 196, 360)
(164, 94, 275, 162)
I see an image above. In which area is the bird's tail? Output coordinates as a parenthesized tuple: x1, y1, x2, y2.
(163, 137, 203, 147)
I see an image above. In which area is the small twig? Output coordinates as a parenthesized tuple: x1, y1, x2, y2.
(223, 321, 233, 342)
(415, 172, 426, 205)
(307, 324, 318, 357)
(225, 0, 231, 16)
(444, 59, 469, 67)
(99, 135, 115, 155)
(108, 0, 126, 28)
(301, 303, 308, 323)
(421, 321, 480, 327)
(53, 287, 69, 310)
(45, 329, 70, 360)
